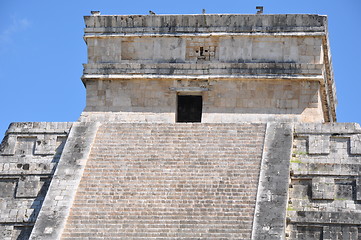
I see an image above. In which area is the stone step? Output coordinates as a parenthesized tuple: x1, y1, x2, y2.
(61, 123, 266, 239)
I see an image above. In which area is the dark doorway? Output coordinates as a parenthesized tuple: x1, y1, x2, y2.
(177, 95, 202, 122)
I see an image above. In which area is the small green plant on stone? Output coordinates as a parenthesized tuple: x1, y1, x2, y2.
(290, 158, 303, 164)
(292, 150, 307, 156)
(287, 206, 296, 211)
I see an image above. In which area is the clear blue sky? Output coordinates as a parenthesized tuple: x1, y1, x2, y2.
(1, 0, 360, 137)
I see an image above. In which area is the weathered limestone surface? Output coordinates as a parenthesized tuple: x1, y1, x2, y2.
(83, 14, 327, 35)
(80, 78, 323, 123)
(2, 13, 357, 240)
(29, 122, 99, 240)
(3, 121, 361, 239)
(85, 37, 324, 64)
(61, 123, 266, 239)
(287, 123, 361, 239)
(0, 122, 72, 240)
(82, 14, 336, 123)
(252, 123, 293, 240)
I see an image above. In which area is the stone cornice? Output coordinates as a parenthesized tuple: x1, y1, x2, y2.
(84, 32, 326, 39)
(82, 74, 323, 81)
(84, 14, 327, 35)
(82, 62, 324, 82)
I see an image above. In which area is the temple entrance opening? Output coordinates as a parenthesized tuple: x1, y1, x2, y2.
(176, 95, 202, 122)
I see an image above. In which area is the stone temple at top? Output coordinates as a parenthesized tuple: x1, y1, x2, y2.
(1, 12, 361, 240)
(80, 13, 336, 124)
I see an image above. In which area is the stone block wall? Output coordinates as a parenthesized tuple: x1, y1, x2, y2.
(82, 14, 337, 123)
(86, 36, 323, 64)
(84, 14, 327, 35)
(0, 122, 72, 240)
(286, 123, 361, 239)
(2, 121, 361, 239)
(81, 78, 323, 123)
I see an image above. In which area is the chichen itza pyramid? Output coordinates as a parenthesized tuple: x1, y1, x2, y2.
(1, 12, 361, 240)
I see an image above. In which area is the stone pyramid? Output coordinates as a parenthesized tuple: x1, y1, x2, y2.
(1, 13, 361, 240)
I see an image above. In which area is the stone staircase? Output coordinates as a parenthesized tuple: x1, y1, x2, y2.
(61, 123, 266, 239)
